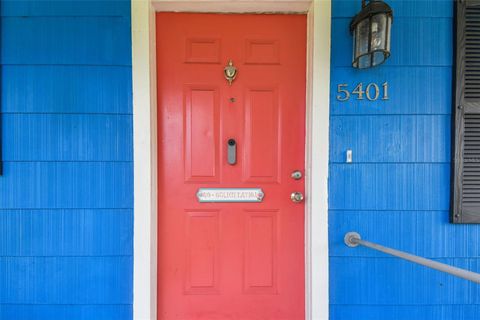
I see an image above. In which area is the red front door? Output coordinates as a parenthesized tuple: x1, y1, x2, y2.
(157, 13, 306, 320)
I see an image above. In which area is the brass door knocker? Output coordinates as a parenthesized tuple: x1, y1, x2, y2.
(224, 60, 237, 85)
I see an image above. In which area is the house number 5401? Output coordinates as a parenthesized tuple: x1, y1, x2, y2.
(337, 82, 389, 101)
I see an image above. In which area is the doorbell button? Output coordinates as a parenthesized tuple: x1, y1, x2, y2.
(227, 139, 237, 165)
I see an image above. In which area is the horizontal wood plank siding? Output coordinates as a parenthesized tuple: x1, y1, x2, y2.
(330, 163, 450, 210)
(328, 1, 480, 319)
(1, 17, 131, 65)
(330, 115, 451, 163)
(332, 0, 453, 18)
(0, 305, 132, 320)
(0, 256, 132, 303)
(331, 305, 480, 320)
(331, 67, 452, 115)
(332, 18, 453, 67)
(1, 0, 130, 17)
(0, 209, 132, 256)
(330, 257, 480, 304)
(2, 114, 132, 161)
(2, 66, 132, 114)
(330, 210, 480, 258)
(0, 1, 133, 319)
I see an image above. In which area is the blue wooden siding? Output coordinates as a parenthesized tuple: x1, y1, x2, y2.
(329, 0, 480, 319)
(0, 1, 133, 319)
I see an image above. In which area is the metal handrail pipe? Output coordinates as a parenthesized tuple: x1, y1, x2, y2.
(344, 232, 480, 284)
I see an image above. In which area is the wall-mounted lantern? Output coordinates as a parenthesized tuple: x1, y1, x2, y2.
(350, 0, 393, 69)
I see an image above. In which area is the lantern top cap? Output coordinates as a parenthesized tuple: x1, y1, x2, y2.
(350, 0, 393, 33)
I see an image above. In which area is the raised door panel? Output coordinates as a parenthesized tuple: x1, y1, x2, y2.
(243, 88, 280, 183)
(184, 86, 220, 182)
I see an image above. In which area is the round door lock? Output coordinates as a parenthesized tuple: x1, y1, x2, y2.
(291, 192, 304, 203)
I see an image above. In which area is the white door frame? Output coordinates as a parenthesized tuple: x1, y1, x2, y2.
(131, 1, 331, 319)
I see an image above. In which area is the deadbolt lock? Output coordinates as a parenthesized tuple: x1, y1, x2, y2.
(291, 192, 304, 203)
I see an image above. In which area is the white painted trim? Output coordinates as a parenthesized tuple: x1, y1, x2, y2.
(132, 1, 158, 320)
(305, 1, 331, 319)
(153, 0, 311, 13)
(132, 1, 331, 319)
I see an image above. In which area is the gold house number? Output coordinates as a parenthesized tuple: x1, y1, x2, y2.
(337, 82, 389, 101)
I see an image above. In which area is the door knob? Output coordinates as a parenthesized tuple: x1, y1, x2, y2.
(291, 192, 304, 203)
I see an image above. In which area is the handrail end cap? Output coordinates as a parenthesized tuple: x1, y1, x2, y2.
(344, 232, 361, 247)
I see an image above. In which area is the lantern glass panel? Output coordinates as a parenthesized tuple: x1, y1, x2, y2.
(372, 51, 385, 66)
(350, 0, 393, 69)
(355, 19, 370, 56)
(371, 13, 386, 51)
(386, 15, 392, 51)
(358, 55, 371, 69)
(354, 19, 370, 68)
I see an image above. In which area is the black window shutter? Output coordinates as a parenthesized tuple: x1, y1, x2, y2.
(453, 0, 480, 223)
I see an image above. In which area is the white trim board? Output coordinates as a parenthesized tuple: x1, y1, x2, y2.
(132, 1, 331, 319)
(152, 0, 312, 13)
(305, 1, 331, 319)
(132, 1, 158, 319)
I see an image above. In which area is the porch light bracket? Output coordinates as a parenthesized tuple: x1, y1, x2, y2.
(350, 0, 393, 69)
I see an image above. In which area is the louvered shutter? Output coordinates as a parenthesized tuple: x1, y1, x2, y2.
(453, 0, 480, 223)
